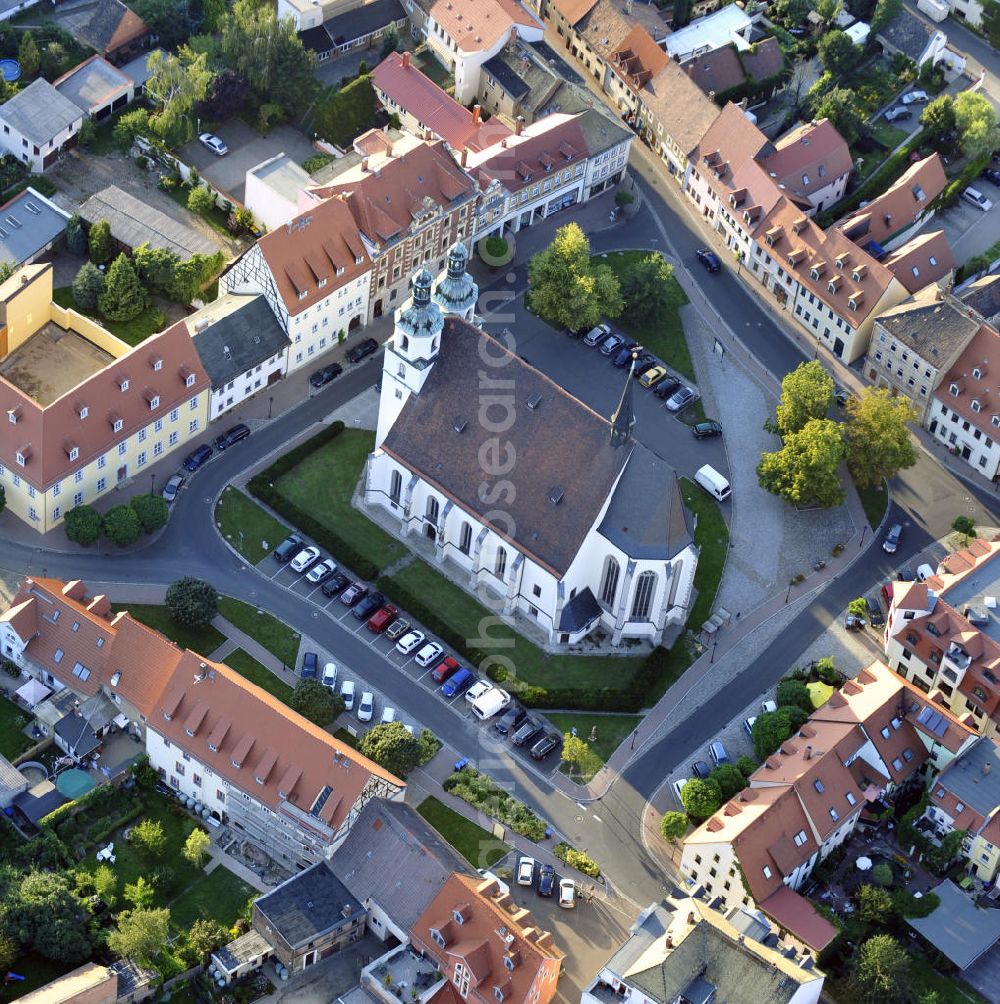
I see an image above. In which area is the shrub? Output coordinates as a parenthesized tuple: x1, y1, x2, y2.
(871, 861, 893, 887)
(88, 219, 113, 265)
(553, 842, 601, 877)
(484, 235, 509, 257)
(64, 504, 103, 545)
(165, 577, 219, 627)
(443, 768, 547, 840)
(97, 254, 144, 321)
(130, 493, 169, 533)
(103, 504, 143, 547)
(187, 185, 216, 216)
(302, 152, 334, 174)
(776, 678, 812, 713)
(680, 778, 722, 821)
(77, 118, 97, 148)
(72, 261, 104, 311)
(953, 515, 975, 537)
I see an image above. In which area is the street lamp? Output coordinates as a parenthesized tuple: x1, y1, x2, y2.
(711, 640, 718, 664)
(238, 530, 245, 551)
(150, 473, 155, 496)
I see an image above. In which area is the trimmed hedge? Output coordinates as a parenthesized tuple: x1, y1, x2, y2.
(247, 421, 381, 580)
(554, 841, 601, 878)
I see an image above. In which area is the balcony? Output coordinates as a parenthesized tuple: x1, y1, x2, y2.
(940, 644, 972, 686)
(362, 946, 444, 1004)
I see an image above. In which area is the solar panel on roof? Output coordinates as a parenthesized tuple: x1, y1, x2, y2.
(310, 784, 333, 816)
(916, 706, 948, 737)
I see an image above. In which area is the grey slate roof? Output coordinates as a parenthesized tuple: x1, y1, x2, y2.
(558, 587, 601, 632)
(604, 904, 671, 977)
(299, 24, 336, 55)
(325, 0, 406, 45)
(212, 930, 272, 973)
(877, 7, 935, 60)
(79, 185, 221, 258)
(190, 295, 289, 389)
(255, 861, 366, 950)
(0, 79, 82, 147)
(959, 274, 1000, 328)
(874, 286, 980, 362)
(933, 738, 1000, 818)
(55, 713, 100, 759)
(0, 188, 69, 268)
(333, 799, 467, 931)
(628, 919, 805, 1004)
(54, 56, 131, 113)
(483, 53, 532, 100)
(575, 105, 631, 155)
(907, 880, 1000, 969)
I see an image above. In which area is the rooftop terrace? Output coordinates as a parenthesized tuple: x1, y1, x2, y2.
(0, 325, 115, 405)
(942, 551, 1000, 646)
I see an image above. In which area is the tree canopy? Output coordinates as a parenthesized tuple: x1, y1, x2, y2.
(108, 907, 171, 966)
(680, 778, 722, 820)
(921, 94, 956, 145)
(72, 261, 105, 311)
(98, 255, 145, 323)
(131, 493, 169, 534)
(358, 721, 424, 778)
(752, 706, 808, 760)
(145, 48, 212, 146)
(166, 577, 219, 628)
(182, 828, 212, 867)
(9, 871, 92, 963)
(953, 91, 1000, 161)
(288, 678, 344, 726)
(813, 87, 865, 144)
(64, 504, 103, 545)
(852, 935, 910, 1004)
(983, 0, 1000, 48)
(774, 361, 835, 436)
(758, 417, 845, 508)
(843, 388, 917, 489)
(103, 505, 143, 547)
(818, 31, 862, 76)
(660, 811, 689, 842)
(776, 678, 813, 713)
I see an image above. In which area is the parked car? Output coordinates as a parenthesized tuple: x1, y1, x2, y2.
(883, 106, 911, 122)
(367, 604, 398, 633)
(301, 652, 318, 678)
(845, 613, 866, 632)
(881, 581, 894, 606)
(537, 864, 556, 897)
(395, 630, 426, 655)
(583, 323, 612, 347)
(214, 423, 250, 451)
(565, 325, 587, 338)
(415, 642, 444, 668)
(982, 167, 1000, 187)
(385, 618, 410, 641)
(901, 89, 929, 104)
(380, 707, 397, 724)
(441, 668, 475, 697)
(600, 333, 626, 357)
(470, 687, 511, 720)
(182, 443, 212, 472)
(665, 386, 696, 412)
(866, 597, 885, 628)
(357, 692, 375, 722)
(691, 420, 722, 439)
(322, 663, 338, 688)
(743, 716, 757, 737)
(530, 732, 561, 759)
(198, 131, 228, 155)
(352, 591, 385, 620)
(431, 656, 460, 683)
(512, 717, 542, 747)
(347, 338, 379, 363)
(640, 365, 668, 388)
(309, 364, 343, 388)
(517, 857, 536, 886)
(289, 546, 320, 573)
(613, 345, 637, 367)
(654, 378, 681, 399)
(495, 705, 527, 736)
(162, 474, 185, 503)
(465, 680, 493, 705)
(883, 523, 902, 554)
(339, 582, 369, 606)
(761, 699, 777, 714)
(558, 878, 576, 909)
(632, 354, 658, 379)
(672, 778, 689, 802)
(305, 558, 337, 584)
(691, 760, 711, 779)
(154, 781, 173, 797)
(273, 533, 304, 563)
(917, 563, 935, 582)
(834, 385, 850, 407)
(963, 186, 993, 212)
(321, 572, 350, 597)
(696, 248, 721, 272)
(897, 567, 916, 582)
(340, 680, 355, 711)
(710, 740, 730, 766)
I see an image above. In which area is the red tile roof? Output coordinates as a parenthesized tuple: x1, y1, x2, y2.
(761, 119, 853, 202)
(549, 0, 599, 25)
(609, 25, 668, 92)
(936, 324, 1000, 436)
(680, 44, 746, 96)
(759, 886, 838, 951)
(883, 229, 956, 294)
(428, 0, 540, 53)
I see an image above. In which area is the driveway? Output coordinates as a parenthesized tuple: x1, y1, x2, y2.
(179, 121, 318, 205)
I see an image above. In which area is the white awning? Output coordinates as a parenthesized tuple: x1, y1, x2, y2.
(112, 713, 129, 730)
(15, 678, 51, 708)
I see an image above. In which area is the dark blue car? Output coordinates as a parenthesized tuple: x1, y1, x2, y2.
(182, 443, 212, 472)
(441, 668, 475, 698)
(301, 652, 318, 678)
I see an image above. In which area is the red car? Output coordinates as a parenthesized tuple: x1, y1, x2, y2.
(367, 604, 398, 633)
(881, 582, 894, 607)
(431, 656, 459, 684)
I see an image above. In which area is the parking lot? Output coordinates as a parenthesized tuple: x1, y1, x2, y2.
(919, 171, 1000, 265)
(178, 120, 318, 204)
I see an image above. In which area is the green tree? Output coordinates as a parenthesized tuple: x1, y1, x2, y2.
(856, 883, 893, 923)
(88, 219, 114, 265)
(107, 907, 170, 966)
(199, 0, 228, 33)
(131, 818, 167, 857)
(77, 118, 97, 149)
(133, 243, 180, 294)
(166, 577, 219, 627)
(818, 31, 862, 76)
(774, 360, 835, 436)
(103, 504, 142, 547)
(72, 261, 105, 311)
(758, 418, 845, 508)
(852, 935, 910, 1004)
(418, 727, 441, 765)
(843, 388, 917, 490)
(92, 864, 117, 906)
(187, 917, 227, 957)
(359, 721, 424, 777)
(982, 0, 1000, 48)
(620, 253, 676, 326)
(752, 707, 808, 760)
(772, 0, 810, 23)
(166, 250, 225, 303)
(130, 493, 169, 533)
(112, 107, 151, 152)
(187, 185, 216, 216)
(65, 213, 88, 255)
(709, 763, 745, 799)
(64, 504, 103, 545)
(123, 875, 155, 910)
(288, 678, 344, 726)
(871, 861, 893, 886)
(379, 22, 400, 57)
(814, 86, 865, 144)
(953, 515, 976, 538)
(615, 189, 635, 207)
(954, 90, 1000, 161)
(777, 678, 813, 713)
(671, 0, 691, 27)
(848, 596, 869, 619)
(680, 778, 722, 820)
(145, 47, 213, 145)
(527, 222, 622, 331)
(11, 871, 91, 963)
(920, 94, 956, 145)
(660, 811, 688, 842)
(18, 32, 39, 79)
(182, 827, 211, 867)
(736, 755, 757, 779)
(561, 733, 593, 776)
(0, 927, 15, 973)
(98, 254, 145, 322)
(869, 0, 902, 37)
(131, 0, 194, 49)
(815, 0, 842, 25)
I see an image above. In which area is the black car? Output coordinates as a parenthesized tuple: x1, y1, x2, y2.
(537, 863, 556, 896)
(691, 760, 711, 779)
(691, 421, 723, 439)
(347, 338, 379, 363)
(301, 651, 318, 678)
(530, 732, 561, 759)
(214, 423, 250, 451)
(182, 443, 212, 472)
(512, 717, 542, 747)
(982, 167, 1000, 187)
(613, 343, 640, 368)
(353, 591, 385, 620)
(154, 781, 174, 797)
(494, 705, 527, 736)
(321, 571, 350, 597)
(654, 378, 681, 399)
(866, 596, 886, 628)
(633, 354, 658, 378)
(310, 363, 343, 387)
(273, 533, 304, 563)
(696, 248, 721, 272)
(565, 325, 588, 338)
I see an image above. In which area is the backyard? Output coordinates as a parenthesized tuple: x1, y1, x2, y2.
(53, 286, 167, 348)
(417, 795, 509, 869)
(215, 486, 290, 563)
(112, 603, 225, 655)
(0, 694, 32, 760)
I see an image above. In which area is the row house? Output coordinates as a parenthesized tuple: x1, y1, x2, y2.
(545, 0, 633, 89)
(680, 660, 975, 951)
(758, 119, 852, 215)
(0, 577, 404, 867)
(0, 265, 209, 533)
(605, 25, 668, 124)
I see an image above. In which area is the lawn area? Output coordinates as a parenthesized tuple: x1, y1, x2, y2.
(417, 796, 509, 868)
(218, 596, 301, 668)
(6, 954, 77, 1001)
(383, 559, 641, 698)
(546, 712, 640, 783)
(53, 286, 167, 348)
(905, 953, 987, 1004)
(595, 250, 694, 381)
(854, 477, 889, 530)
(0, 695, 32, 760)
(224, 648, 292, 703)
(215, 486, 290, 563)
(412, 47, 453, 89)
(163, 184, 233, 239)
(273, 428, 406, 571)
(680, 477, 729, 630)
(868, 120, 908, 151)
(806, 680, 834, 708)
(334, 727, 359, 749)
(112, 603, 226, 655)
(169, 864, 255, 931)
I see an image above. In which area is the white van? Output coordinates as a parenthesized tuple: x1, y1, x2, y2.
(694, 464, 731, 502)
(470, 687, 511, 721)
(963, 186, 993, 212)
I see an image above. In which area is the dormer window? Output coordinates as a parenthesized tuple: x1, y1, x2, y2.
(452, 909, 465, 925)
(119, 378, 129, 392)
(186, 373, 196, 388)
(78, 406, 88, 420)
(298, 290, 307, 300)
(336, 266, 345, 276)
(152, 358, 163, 371)
(494, 989, 506, 1002)
(431, 929, 446, 948)
(7, 408, 17, 424)
(992, 416, 1000, 428)
(114, 419, 123, 433)
(973, 367, 983, 379)
(972, 400, 982, 413)
(185, 727, 195, 737)
(69, 447, 79, 462)
(950, 383, 960, 397)
(852, 266, 867, 282)
(503, 956, 516, 972)
(232, 759, 242, 769)
(148, 395, 160, 410)
(110, 671, 121, 686)
(318, 278, 327, 288)
(355, 256, 363, 265)
(15, 451, 25, 467)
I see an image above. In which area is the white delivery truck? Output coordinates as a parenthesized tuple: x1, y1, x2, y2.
(470, 687, 512, 721)
(694, 464, 731, 502)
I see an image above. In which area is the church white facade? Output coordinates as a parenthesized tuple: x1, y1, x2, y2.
(365, 244, 698, 648)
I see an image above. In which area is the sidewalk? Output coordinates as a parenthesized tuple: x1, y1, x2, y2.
(206, 614, 303, 682)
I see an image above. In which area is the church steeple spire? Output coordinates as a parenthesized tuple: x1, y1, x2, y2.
(610, 353, 637, 448)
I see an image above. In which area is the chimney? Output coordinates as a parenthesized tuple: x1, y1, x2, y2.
(804, 745, 813, 760)
(362, 157, 369, 172)
(665, 934, 673, 949)
(501, 138, 507, 148)
(402, 49, 410, 68)
(472, 104, 481, 126)
(515, 116, 524, 136)
(985, 762, 992, 776)
(687, 912, 696, 925)
(460, 147, 468, 167)
(936, 286, 945, 301)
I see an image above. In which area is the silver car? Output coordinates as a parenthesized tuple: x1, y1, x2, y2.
(665, 386, 695, 412)
(161, 474, 185, 503)
(583, 323, 611, 347)
(198, 131, 228, 156)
